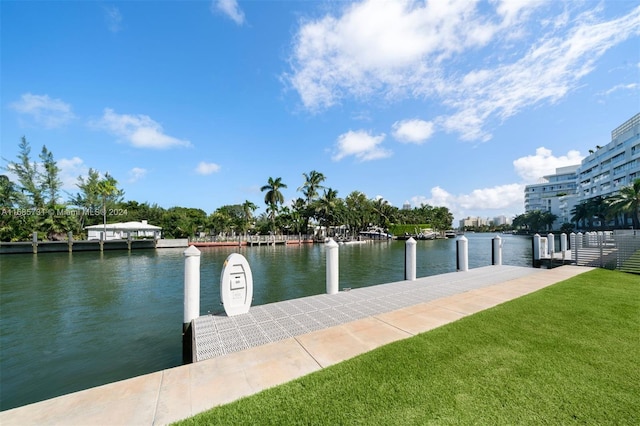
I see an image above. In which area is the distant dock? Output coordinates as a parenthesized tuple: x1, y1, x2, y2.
(190, 236, 314, 248)
(0, 238, 188, 255)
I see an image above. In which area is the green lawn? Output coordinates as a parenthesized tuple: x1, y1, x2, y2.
(176, 269, 639, 425)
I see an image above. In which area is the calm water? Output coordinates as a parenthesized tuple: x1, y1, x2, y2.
(0, 233, 531, 410)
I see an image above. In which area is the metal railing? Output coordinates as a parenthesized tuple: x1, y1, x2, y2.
(570, 230, 640, 273)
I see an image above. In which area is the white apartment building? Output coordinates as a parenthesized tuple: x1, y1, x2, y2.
(524, 113, 640, 229)
(492, 215, 512, 226)
(524, 165, 580, 229)
(577, 113, 640, 201)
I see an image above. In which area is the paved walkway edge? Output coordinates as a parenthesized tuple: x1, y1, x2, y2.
(0, 265, 593, 426)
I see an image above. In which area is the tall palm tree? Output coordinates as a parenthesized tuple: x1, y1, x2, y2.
(372, 197, 396, 229)
(571, 202, 589, 230)
(97, 173, 121, 237)
(541, 211, 558, 232)
(260, 177, 287, 232)
(298, 170, 326, 233)
(608, 179, 640, 229)
(314, 188, 339, 230)
(241, 200, 258, 236)
(585, 196, 608, 229)
(298, 170, 326, 205)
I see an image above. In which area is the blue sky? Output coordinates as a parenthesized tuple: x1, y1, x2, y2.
(2, 0, 639, 224)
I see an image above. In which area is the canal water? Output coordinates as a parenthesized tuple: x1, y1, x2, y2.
(0, 233, 531, 411)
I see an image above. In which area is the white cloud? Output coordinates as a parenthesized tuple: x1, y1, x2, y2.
(602, 83, 638, 96)
(411, 183, 525, 222)
(128, 167, 147, 183)
(456, 184, 525, 210)
(286, 0, 542, 111)
(195, 161, 221, 175)
(437, 5, 640, 141)
(409, 145, 586, 221)
(10, 93, 75, 128)
(92, 108, 191, 149)
(212, 0, 245, 25)
(392, 119, 434, 144)
(104, 6, 122, 33)
(286, 1, 640, 140)
(512, 147, 583, 183)
(332, 130, 391, 162)
(58, 157, 88, 191)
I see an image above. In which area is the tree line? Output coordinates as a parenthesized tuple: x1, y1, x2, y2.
(1, 137, 454, 242)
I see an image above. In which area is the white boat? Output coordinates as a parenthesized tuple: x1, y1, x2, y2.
(358, 228, 392, 239)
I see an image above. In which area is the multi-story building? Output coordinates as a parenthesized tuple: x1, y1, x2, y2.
(458, 216, 489, 229)
(492, 215, 512, 226)
(524, 165, 580, 229)
(524, 112, 640, 229)
(577, 112, 640, 201)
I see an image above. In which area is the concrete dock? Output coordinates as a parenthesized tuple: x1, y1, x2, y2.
(0, 265, 593, 426)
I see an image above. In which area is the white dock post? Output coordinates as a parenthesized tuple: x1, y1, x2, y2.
(183, 245, 201, 328)
(560, 233, 567, 261)
(492, 235, 502, 266)
(182, 245, 201, 363)
(32, 231, 38, 254)
(532, 234, 541, 267)
(456, 235, 468, 272)
(325, 238, 339, 294)
(405, 237, 417, 281)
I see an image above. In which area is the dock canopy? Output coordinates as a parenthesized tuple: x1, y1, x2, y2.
(85, 220, 161, 241)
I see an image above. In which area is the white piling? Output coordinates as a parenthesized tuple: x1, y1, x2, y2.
(325, 238, 339, 294)
(532, 234, 541, 267)
(32, 231, 38, 254)
(405, 237, 417, 281)
(547, 233, 555, 259)
(560, 233, 567, 261)
(456, 235, 468, 272)
(492, 235, 502, 266)
(183, 245, 201, 328)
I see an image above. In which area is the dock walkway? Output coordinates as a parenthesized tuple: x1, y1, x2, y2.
(0, 265, 592, 426)
(193, 264, 550, 361)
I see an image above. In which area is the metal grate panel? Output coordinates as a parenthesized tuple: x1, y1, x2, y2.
(192, 265, 544, 362)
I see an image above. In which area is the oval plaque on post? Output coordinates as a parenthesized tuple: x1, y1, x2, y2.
(220, 253, 253, 316)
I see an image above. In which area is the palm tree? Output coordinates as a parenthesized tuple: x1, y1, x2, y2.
(241, 200, 258, 236)
(96, 173, 121, 237)
(372, 197, 396, 229)
(608, 179, 640, 229)
(585, 196, 608, 229)
(314, 188, 340, 231)
(291, 198, 307, 234)
(541, 211, 558, 232)
(298, 170, 325, 233)
(571, 202, 589, 230)
(260, 177, 287, 232)
(298, 170, 326, 205)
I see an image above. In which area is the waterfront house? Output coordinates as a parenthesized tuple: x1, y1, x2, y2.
(85, 220, 161, 240)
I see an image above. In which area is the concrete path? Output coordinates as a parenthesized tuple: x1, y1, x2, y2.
(0, 265, 592, 426)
